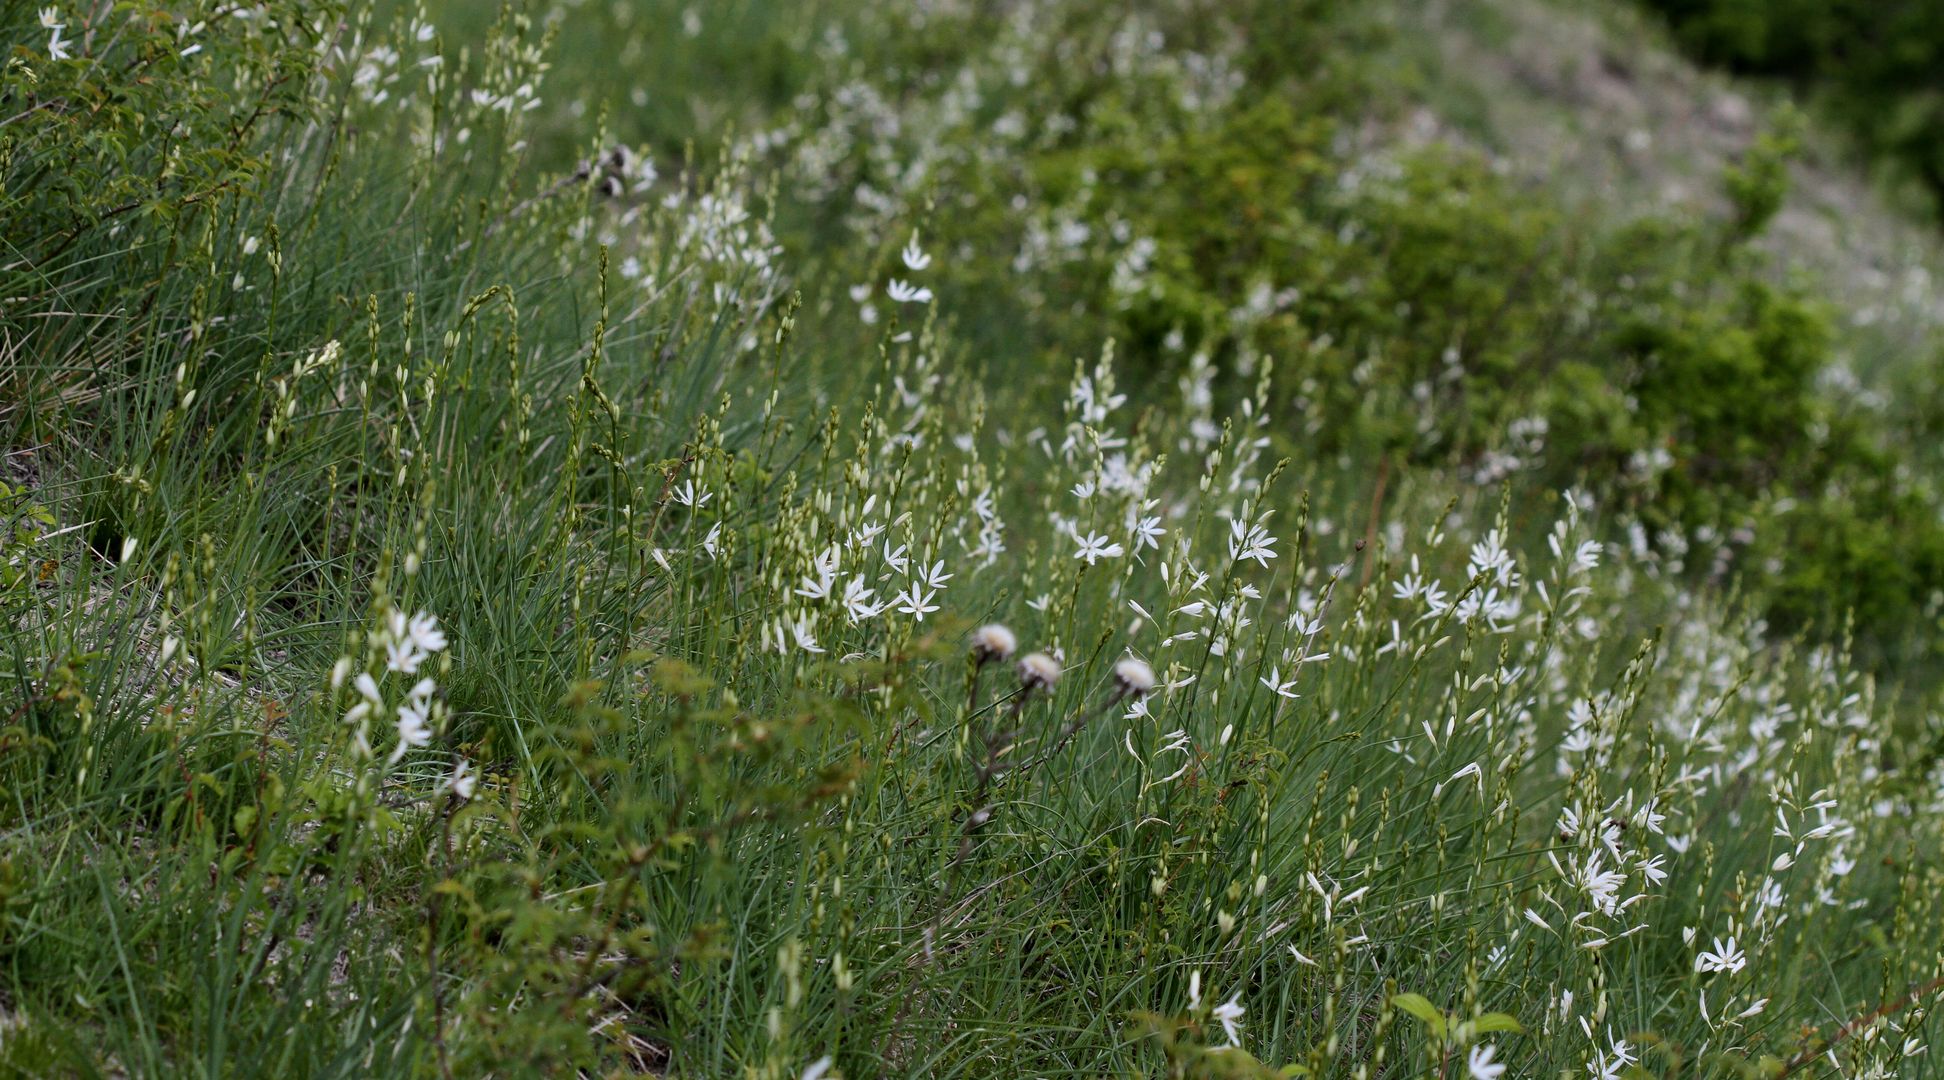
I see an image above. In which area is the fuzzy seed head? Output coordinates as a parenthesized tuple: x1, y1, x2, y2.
(1017, 651, 1060, 690)
(971, 623, 1017, 662)
(1114, 656, 1157, 697)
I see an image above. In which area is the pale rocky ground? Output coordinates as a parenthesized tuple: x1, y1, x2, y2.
(1379, 0, 1944, 386)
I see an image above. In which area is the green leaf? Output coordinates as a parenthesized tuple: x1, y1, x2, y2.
(1391, 993, 1447, 1039)
(1471, 1012, 1524, 1035)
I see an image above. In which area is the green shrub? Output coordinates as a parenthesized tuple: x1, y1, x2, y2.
(1642, 0, 1944, 216)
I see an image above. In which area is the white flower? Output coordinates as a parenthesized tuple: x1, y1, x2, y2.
(1434, 762, 1484, 799)
(850, 516, 885, 547)
(386, 638, 426, 675)
(47, 25, 70, 60)
(407, 611, 447, 654)
(1575, 852, 1627, 916)
(1259, 667, 1299, 700)
(1017, 652, 1060, 690)
(917, 559, 953, 590)
(1114, 657, 1156, 697)
(1573, 539, 1602, 571)
(447, 759, 478, 801)
(900, 235, 932, 271)
(672, 479, 711, 508)
(38, 7, 62, 29)
(882, 540, 910, 575)
(1139, 727, 1193, 783)
(1589, 1035, 1637, 1080)
(972, 624, 1017, 662)
(809, 545, 840, 580)
(1227, 518, 1277, 566)
(787, 614, 825, 654)
(1468, 1044, 1506, 1080)
(800, 1058, 835, 1080)
(1130, 515, 1165, 550)
(841, 576, 883, 622)
(1073, 532, 1125, 565)
(391, 701, 433, 763)
(1694, 935, 1746, 976)
(885, 279, 933, 304)
(1212, 993, 1245, 1046)
(893, 584, 938, 621)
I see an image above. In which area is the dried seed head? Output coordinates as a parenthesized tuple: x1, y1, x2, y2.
(1114, 656, 1157, 697)
(971, 623, 1018, 663)
(1017, 651, 1060, 691)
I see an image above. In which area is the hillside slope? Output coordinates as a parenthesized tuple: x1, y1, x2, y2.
(1, 1, 1939, 1076)
(1383, 0, 1944, 383)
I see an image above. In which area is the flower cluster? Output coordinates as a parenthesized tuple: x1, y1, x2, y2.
(330, 605, 471, 798)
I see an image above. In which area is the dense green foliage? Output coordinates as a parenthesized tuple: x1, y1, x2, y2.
(2, 0, 1941, 1076)
(1641, 0, 1944, 217)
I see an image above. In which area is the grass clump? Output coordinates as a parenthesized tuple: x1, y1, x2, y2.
(1, 1, 1941, 1077)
